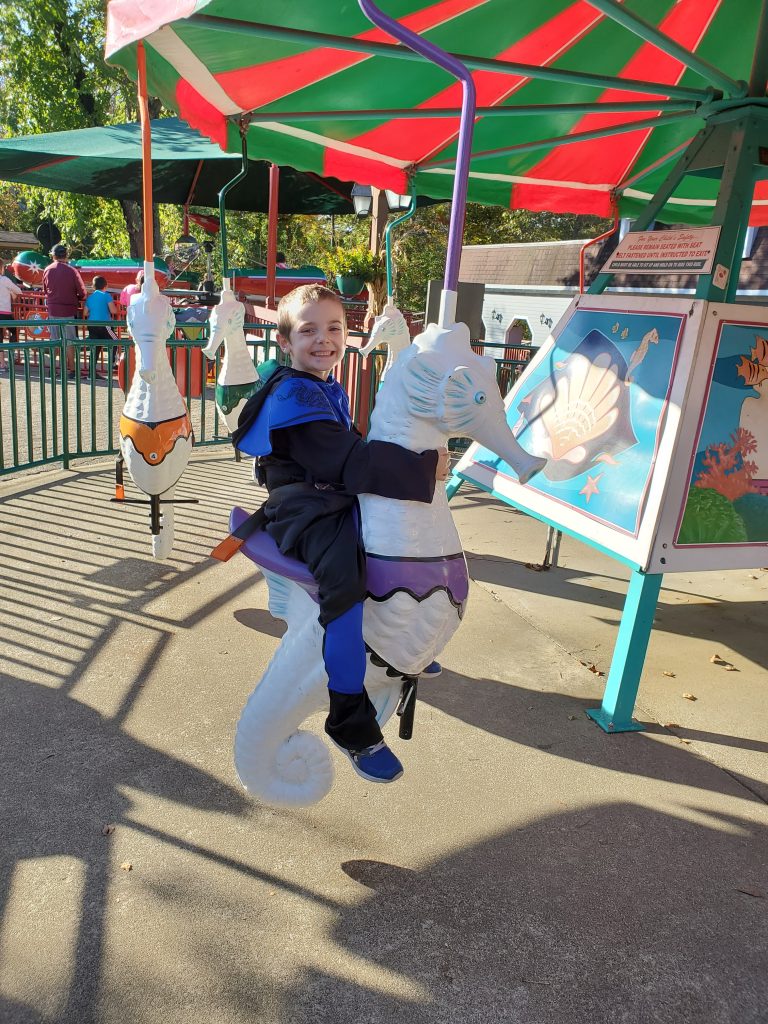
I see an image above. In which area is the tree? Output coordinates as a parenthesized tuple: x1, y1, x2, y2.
(0, 0, 159, 258)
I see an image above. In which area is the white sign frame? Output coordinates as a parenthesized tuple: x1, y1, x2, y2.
(602, 227, 721, 276)
(455, 293, 706, 570)
(648, 302, 768, 572)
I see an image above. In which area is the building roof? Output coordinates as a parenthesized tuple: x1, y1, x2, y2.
(460, 230, 768, 293)
(0, 231, 39, 253)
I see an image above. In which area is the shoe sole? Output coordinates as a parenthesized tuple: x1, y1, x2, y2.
(328, 737, 403, 784)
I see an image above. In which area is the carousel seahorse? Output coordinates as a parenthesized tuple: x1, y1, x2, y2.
(201, 281, 262, 432)
(231, 315, 546, 806)
(118, 263, 193, 559)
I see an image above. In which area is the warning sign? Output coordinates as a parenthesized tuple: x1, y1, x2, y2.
(602, 227, 720, 275)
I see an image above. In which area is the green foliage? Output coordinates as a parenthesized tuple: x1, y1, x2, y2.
(322, 244, 383, 282)
(678, 487, 748, 545)
(733, 492, 768, 542)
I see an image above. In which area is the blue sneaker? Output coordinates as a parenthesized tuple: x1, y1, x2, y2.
(421, 660, 442, 677)
(331, 739, 404, 784)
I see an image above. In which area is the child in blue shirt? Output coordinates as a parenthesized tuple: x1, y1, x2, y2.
(84, 275, 117, 376)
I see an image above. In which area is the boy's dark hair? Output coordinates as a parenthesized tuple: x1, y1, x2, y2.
(93, 275, 107, 290)
(277, 284, 345, 339)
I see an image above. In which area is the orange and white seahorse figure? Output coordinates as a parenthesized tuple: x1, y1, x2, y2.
(118, 263, 193, 558)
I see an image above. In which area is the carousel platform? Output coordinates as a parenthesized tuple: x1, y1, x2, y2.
(1, 447, 766, 1024)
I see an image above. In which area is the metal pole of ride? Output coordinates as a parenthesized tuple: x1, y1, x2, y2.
(266, 164, 280, 310)
(219, 129, 249, 285)
(136, 41, 154, 263)
(385, 192, 417, 305)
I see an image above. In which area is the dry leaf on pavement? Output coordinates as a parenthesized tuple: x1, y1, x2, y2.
(101, 824, 115, 836)
(682, 693, 697, 701)
(662, 670, 676, 678)
(710, 653, 726, 664)
(120, 862, 132, 872)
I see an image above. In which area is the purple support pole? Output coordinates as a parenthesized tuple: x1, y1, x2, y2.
(357, 0, 477, 297)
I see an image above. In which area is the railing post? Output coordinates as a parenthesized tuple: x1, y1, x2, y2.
(59, 330, 70, 470)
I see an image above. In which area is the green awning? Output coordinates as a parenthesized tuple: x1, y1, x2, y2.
(0, 117, 356, 214)
(104, 0, 768, 225)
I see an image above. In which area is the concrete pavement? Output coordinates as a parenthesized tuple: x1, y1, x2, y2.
(1, 449, 766, 1024)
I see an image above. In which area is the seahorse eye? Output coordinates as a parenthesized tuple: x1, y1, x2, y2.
(474, 391, 487, 405)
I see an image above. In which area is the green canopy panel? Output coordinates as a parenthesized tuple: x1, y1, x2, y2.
(105, 0, 768, 225)
(0, 118, 356, 214)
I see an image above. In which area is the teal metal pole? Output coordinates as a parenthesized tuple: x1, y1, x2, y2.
(190, 15, 711, 102)
(695, 117, 758, 302)
(584, 0, 745, 97)
(424, 111, 700, 168)
(589, 124, 715, 294)
(586, 570, 662, 732)
(385, 192, 417, 302)
(242, 100, 698, 121)
(218, 130, 249, 282)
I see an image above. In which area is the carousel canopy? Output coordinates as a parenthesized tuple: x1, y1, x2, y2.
(0, 117, 356, 214)
(105, 0, 768, 225)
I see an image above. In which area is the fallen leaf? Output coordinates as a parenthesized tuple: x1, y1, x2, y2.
(725, 664, 738, 672)
(682, 693, 697, 701)
(736, 887, 765, 898)
(662, 670, 676, 678)
(710, 653, 726, 664)
(101, 824, 115, 836)
(680, 738, 692, 745)
(749, 575, 759, 580)
(663, 722, 681, 729)
(120, 862, 132, 872)
(568, 715, 578, 721)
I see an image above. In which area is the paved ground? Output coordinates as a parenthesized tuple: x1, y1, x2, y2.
(1, 450, 766, 1024)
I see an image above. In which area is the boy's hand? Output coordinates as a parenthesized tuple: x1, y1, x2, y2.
(436, 446, 450, 481)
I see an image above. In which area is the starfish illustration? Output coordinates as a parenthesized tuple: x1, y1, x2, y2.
(579, 473, 604, 503)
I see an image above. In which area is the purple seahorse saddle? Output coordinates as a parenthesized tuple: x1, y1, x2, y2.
(229, 506, 469, 612)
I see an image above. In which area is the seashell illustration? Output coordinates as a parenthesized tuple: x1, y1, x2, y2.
(620, 328, 629, 340)
(517, 329, 638, 482)
(612, 322, 619, 333)
(537, 352, 621, 461)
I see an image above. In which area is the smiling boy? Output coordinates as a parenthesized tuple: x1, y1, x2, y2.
(230, 285, 448, 784)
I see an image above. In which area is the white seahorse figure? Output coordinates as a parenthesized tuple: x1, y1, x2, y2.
(201, 280, 261, 432)
(119, 262, 192, 559)
(233, 310, 546, 807)
(358, 302, 412, 382)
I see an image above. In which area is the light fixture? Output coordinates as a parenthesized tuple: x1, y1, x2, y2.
(351, 184, 372, 217)
(385, 189, 412, 212)
(173, 232, 199, 263)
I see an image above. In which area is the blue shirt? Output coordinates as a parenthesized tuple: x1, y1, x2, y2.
(85, 289, 113, 322)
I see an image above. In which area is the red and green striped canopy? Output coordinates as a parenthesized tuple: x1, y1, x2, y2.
(106, 0, 768, 225)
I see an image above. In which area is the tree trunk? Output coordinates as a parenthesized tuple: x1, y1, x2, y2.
(120, 200, 143, 259)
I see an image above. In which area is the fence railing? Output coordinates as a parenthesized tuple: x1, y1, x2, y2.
(0, 318, 532, 476)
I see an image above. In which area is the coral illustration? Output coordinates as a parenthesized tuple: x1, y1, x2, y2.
(694, 428, 758, 501)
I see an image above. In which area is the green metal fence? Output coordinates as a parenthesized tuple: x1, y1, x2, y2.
(0, 319, 532, 476)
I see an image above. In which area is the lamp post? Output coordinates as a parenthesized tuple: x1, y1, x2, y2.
(351, 184, 413, 324)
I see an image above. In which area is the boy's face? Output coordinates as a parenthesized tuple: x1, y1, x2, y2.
(278, 298, 346, 380)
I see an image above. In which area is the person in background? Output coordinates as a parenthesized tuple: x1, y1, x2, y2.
(276, 251, 288, 269)
(0, 259, 22, 370)
(119, 270, 144, 310)
(84, 275, 118, 378)
(42, 244, 86, 379)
